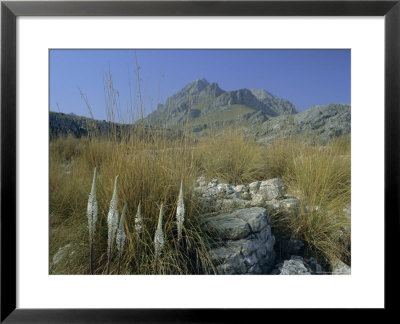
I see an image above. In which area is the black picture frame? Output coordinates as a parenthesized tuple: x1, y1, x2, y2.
(1, 0, 399, 322)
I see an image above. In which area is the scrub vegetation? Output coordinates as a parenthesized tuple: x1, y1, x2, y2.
(49, 128, 350, 274)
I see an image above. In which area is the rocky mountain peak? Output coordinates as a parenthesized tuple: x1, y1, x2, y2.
(251, 89, 275, 101)
(251, 88, 297, 115)
(178, 78, 210, 96)
(207, 82, 225, 96)
(145, 78, 301, 129)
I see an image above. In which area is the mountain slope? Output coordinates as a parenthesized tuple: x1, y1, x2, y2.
(251, 89, 297, 115)
(50, 103, 350, 143)
(145, 78, 298, 129)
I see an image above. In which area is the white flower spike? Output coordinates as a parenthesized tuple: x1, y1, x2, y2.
(116, 203, 127, 255)
(87, 167, 98, 243)
(134, 202, 142, 235)
(116, 203, 127, 275)
(106, 175, 119, 274)
(87, 167, 98, 274)
(176, 180, 185, 243)
(154, 204, 165, 263)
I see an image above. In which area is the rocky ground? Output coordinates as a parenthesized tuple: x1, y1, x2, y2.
(193, 176, 351, 275)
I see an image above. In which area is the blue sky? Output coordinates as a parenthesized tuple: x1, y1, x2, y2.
(50, 49, 350, 121)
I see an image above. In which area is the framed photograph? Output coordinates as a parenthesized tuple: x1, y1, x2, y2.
(1, 0, 398, 321)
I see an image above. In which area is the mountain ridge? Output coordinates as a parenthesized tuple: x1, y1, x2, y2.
(145, 78, 298, 128)
(49, 79, 350, 142)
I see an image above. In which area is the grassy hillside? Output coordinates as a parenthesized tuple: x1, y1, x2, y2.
(189, 104, 256, 126)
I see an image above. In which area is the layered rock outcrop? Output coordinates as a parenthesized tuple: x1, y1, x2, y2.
(204, 207, 275, 274)
(194, 176, 300, 217)
(195, 176, 349, 275)
(196, 177, 301, 274)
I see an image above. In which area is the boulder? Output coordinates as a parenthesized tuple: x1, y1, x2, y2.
(248, 181, 261, 195)
(271, 255, 322, 275)
(215, 198, 252, 210)
(332, 260, 351, 275)
(215, 183, 235, 196)
(205, 207, 275, 274)
(205, 212, 252, 240)
(194, 177, 299, 217)
(271, 197, 300, 215)
(258, 178, 286, 200)
(278, 258, 312, 275)
(208, 178, 219, 188)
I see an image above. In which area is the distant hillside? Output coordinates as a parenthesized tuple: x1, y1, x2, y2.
(247, 103, 351, 143)
(49, 112, 126, 139)
(49, 112, 178, 140)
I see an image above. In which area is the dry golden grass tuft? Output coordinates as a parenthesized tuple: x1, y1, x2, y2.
(194, 127, 266, 185)
(265, 135, 351, 266)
